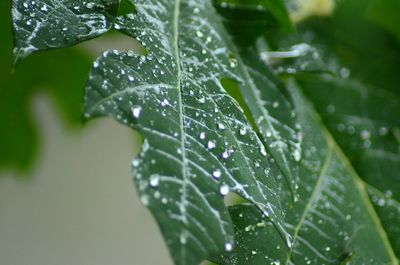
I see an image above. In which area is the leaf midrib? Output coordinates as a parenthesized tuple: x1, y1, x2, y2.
(172, 0, 190, 264)
(284, 143, 334, 265)
(307, 87, 399, 263)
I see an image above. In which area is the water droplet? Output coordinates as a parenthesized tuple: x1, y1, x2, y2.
(229, 57, 238, 68)
(340, 67, 350, 79)
(360, 130, 370, 139)
(326, 105, 335, 113)
(220, 185, 229, 196)
(161, 98, 170, 107)
(180, 233, 187, 244)
(217, 123, 225, 130)
(40, 4, 48, 11)
(239, 127, 247, 136)
(86, 2, 95, 9)
(222, 150, 232, 159)
(131, 105, 142, 118)
(149, 174, 160, 187)
(379, 127, 388, 136)
(132, 159, 140, 167)
(207, 140, 216, 150)
(260, 147, 267, 156)
(225, 242, 233, 251)
(212, 169, 222, 179)
(272, 101, 279, 108)
(325, 247, 331, 252)
(292, 149, 301, 162)
(199, 132, 206, 140)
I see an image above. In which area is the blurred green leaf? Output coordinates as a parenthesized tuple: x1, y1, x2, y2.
(367, 0, 400, 42)
(214, 0, 293, 32)
(1, 0, 92, 172)
(299, 0, 400, 96)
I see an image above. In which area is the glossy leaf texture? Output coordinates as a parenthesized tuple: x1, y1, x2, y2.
(217, 0, 400, 261)
(214, 79, 398, 265)
(82, 0, 309, 263)
(12, 0, 119, 63)
(11, 0, 400, 264)
(296, 73, 400, 258)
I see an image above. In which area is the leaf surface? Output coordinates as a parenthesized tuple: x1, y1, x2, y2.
(215, 79, 398, 265)
(12, 0, 119, 63)
(297, 73, 400, 258)
(82, 0, 299, 264)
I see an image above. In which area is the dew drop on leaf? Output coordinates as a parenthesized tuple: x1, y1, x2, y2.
(224, 242, 233, 252)
(220, 184, 229, 196)
(212, 169, 222, 179)
(149, 174, 160, 187)
(131, 105, 142, 118)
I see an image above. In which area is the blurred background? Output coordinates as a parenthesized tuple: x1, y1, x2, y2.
(0, 1, 172, 264)
(1, 0, 400, 264)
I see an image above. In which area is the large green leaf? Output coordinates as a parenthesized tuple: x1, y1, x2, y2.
(215, 79, 398, 265)
(11, 0, 400, 264)
(296, 73, 400, 257)
(82, 0, 311, 263)
(216, 1, 400, 260)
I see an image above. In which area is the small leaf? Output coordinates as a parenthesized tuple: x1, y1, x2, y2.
(12, 0, 119, 63)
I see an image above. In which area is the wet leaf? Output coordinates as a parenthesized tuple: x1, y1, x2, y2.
(81, 0, 307, 263)
(12, 0, 119, 63)
(11, 0, 400, 264)
(215, 79, 398, 264)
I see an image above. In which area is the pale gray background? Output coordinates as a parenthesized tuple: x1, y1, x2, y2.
(0, 95, 173, 265)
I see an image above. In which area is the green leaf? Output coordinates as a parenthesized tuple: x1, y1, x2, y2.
(214, 0, 293, 32)
(216, 2, 400, 256)
(82, 1, 302, 264)
(296, 74, 400, 257)
(12, 0, 119, 63)
(299, 0, 400, 96)
(215, 79, 398, 264)
(11, 0, 400, 264)
(367, 0, 400, 42)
